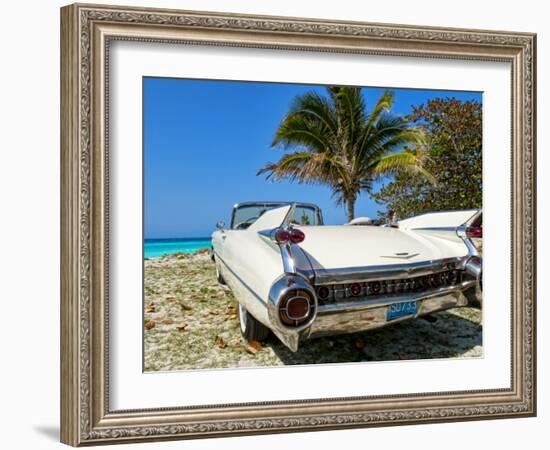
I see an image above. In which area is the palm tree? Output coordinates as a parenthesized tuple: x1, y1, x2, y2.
(257, 87, 434, 222)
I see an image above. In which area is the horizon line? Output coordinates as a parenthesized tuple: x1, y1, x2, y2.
(145, 236, 212, 241)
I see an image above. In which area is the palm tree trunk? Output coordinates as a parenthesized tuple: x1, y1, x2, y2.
(346, 199, 355, 223)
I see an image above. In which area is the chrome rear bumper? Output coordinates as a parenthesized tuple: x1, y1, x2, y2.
(266, 258, 482, 352)
(306, 280, 477, 338)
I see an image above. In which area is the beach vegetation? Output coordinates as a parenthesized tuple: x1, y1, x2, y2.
(257, 87, 432, 221)
(373, 98, 482, 220)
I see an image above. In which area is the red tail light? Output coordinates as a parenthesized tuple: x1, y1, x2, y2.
(369, 281, 381, 294)
(274, 229, 291, 244)
(317, 286, 330, 299)
(279, 289, 315, 327)
(350, 283, 362, 296)
(290, 228, 305, 243)
(274, 228, 305, 244)
(466, 226, 482, 238)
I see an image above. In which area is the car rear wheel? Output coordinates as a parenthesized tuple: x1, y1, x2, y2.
(214, 257, 226, 285)
(238, 303, 269, 342)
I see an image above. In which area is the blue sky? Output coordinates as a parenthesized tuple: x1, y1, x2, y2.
(144, 78, 481, 239)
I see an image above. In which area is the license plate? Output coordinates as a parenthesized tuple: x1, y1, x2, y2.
(387, 301, 419, 321)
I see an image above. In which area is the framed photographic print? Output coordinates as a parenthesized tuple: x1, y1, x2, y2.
(60, 3, 536, 446)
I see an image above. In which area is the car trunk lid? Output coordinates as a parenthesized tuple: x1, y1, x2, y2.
(295, 225, 468, 272)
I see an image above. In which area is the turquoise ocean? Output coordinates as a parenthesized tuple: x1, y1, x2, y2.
(144, 237, 211, 258)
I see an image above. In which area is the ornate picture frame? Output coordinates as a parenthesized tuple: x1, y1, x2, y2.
(60, 3, 536, 446)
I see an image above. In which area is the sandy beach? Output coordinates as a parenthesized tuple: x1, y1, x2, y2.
(143, 251, 482, 372)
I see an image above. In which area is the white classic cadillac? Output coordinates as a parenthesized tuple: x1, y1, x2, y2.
(211, 201, 482, 352)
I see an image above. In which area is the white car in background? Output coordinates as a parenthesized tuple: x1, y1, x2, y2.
(211, 201, 482, 352)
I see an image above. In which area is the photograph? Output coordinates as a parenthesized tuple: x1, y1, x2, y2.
(142, 78, 484, 372)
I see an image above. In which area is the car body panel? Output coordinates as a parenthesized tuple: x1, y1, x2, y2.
(212, 229, 283, 304)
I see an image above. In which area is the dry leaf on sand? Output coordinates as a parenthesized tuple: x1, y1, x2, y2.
(249, 340, 262, 351)
(244, 342, 263, 355)
(224, 305, 236, 315)
(214, 335, 227, 349)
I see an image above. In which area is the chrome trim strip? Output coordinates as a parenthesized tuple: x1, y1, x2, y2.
(282, 202, 297, 227)
(464, 256, 482, 296)
(408, 226, 457, 232)
(457, 224, 481, 258)
(233, 200, 320, 210)
(380, 252, 420, 259)
(308, 257, 465, 285)
(280, 243, 297, 274)
(257, 229, 274, 240)
(464, 258, 482, 280)
(213, 252, 266, 305)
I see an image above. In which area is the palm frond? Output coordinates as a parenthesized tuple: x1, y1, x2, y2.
(369, 148, 436, 185)
(257, 151, 349, 186)
(359, 119, 426, 164)
(365, 90, 395, 132)
(286, 91, 338, 137)
(272, 114, 333, 153)
(327, 86, 366, 148)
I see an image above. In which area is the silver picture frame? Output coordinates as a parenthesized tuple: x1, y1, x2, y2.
(60, 3, 536, 446)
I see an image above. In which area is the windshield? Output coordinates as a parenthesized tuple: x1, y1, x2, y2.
(231, 204, 321, 230)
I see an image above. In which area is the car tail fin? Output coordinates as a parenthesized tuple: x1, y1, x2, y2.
(398, 209, 480, 231)
(246, 204, 295, 232)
